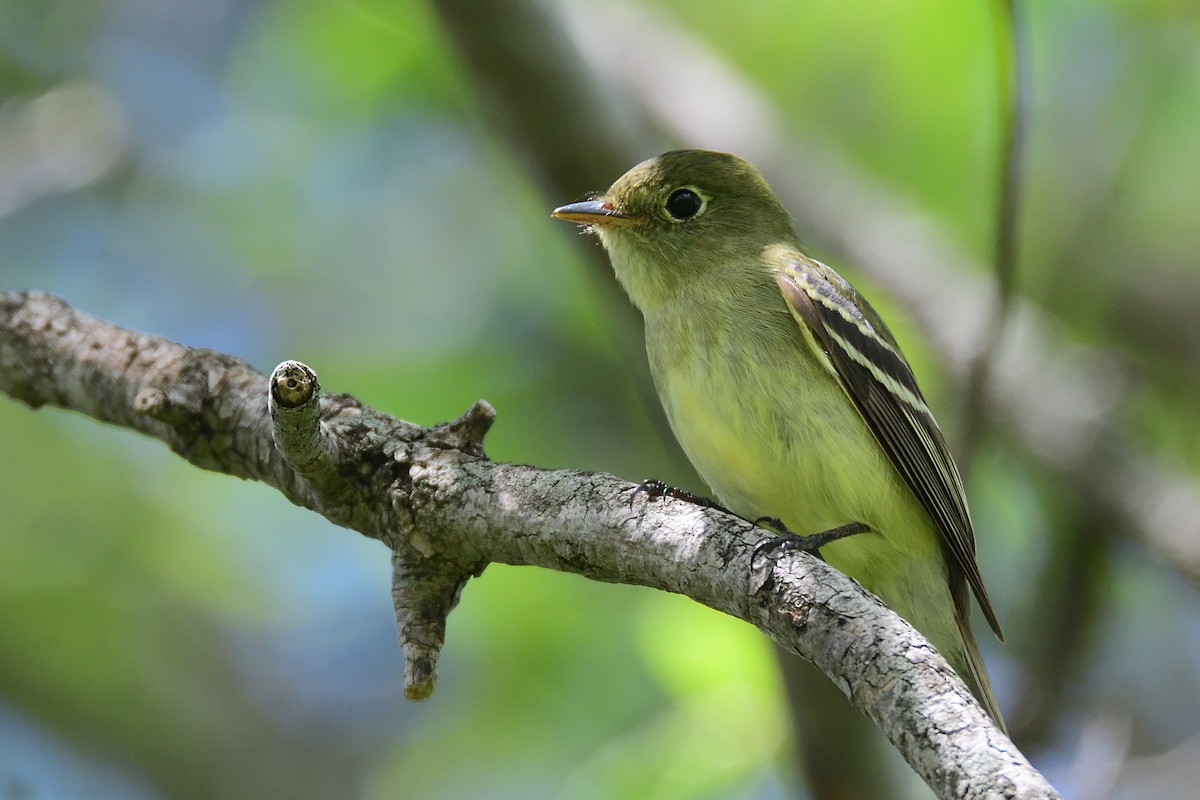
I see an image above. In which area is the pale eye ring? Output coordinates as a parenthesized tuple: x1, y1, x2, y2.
(665, 187, 704, 221)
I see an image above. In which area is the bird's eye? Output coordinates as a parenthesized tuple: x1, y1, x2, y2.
(665, 188, 704, 221)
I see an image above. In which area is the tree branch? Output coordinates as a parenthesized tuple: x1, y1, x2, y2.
(0, 291, 1058, 799)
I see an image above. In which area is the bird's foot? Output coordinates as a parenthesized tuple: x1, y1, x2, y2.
(629, 479, 729, 513)
(631, 482, 867, 560)
(752, 520, 870, 561)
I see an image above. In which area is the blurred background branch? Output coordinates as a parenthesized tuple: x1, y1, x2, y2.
(957, 0, 1030, 468)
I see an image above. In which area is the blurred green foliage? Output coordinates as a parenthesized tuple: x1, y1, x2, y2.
(2, 1, 1199, 798)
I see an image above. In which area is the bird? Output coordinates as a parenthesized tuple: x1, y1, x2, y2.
(552, 149, 1006, 728)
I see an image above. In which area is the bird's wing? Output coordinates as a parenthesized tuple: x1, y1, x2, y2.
(776, 255, 1003, 640)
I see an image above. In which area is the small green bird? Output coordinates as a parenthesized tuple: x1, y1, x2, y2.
(553, 149, 1005, 728)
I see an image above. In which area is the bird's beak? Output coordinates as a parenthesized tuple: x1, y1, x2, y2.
(551, 199, 635, 227)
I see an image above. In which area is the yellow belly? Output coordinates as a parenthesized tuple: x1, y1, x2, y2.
(646, 306, 958, 653)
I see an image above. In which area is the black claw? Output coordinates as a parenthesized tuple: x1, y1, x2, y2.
(752, 521, 870, 561)
(752, 515, 790, 534)
(630, 479, 727, 513)
(628, 478, 665, 509)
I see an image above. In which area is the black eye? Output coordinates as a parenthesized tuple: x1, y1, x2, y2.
(665, 188, 703, 220)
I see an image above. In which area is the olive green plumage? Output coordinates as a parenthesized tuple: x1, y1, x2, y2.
(553, 149, 1005, 729)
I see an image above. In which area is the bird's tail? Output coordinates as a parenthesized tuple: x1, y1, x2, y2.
(952, 594, 1007, 734)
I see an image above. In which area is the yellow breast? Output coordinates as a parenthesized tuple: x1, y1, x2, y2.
(644, 299, 944, 588)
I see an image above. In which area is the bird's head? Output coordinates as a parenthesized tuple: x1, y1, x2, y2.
(553, 150, 794, 311)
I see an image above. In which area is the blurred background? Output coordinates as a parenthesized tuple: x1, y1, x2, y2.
(2, 0, 1199, 798)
